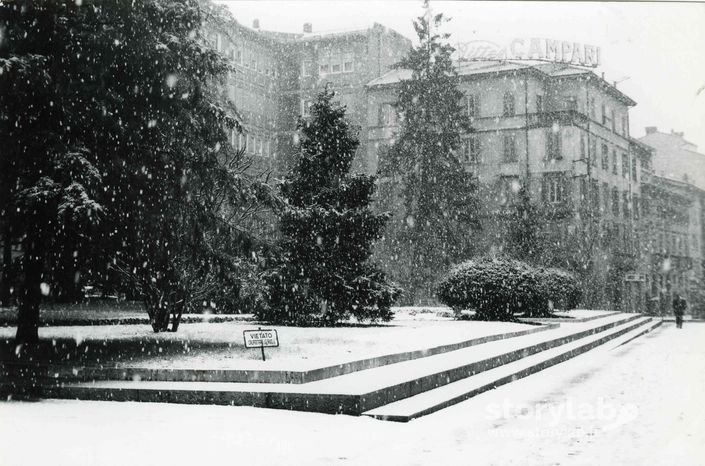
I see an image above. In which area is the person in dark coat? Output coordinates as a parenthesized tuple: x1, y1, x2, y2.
(672, 293, 686, 329)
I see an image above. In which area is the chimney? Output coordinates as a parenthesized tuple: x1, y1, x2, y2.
(303, 22, 312, 33)
(252, 19, 260, 30)
(645, 126, 657, 134)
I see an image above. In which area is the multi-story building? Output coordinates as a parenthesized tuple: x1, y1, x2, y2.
(202, 8, 700, 311)
(638, 128, 705, 316)
(640, 127, 705, 190)
(367, 60, 651, 309)
(204, 7, 410, 174)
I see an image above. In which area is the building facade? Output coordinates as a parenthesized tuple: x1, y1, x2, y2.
(638, 128, 705, 317)
(202, 7, 701, 311)
(367, 60, 651, 309)
(204, 6, 410, 174)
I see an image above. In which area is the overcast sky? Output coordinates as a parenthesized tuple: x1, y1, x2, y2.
(217, 1, 705, 152)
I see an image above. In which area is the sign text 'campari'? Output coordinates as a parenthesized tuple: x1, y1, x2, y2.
(455, 38, 602, 68)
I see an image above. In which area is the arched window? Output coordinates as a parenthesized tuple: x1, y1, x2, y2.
(503, 91, 515, 117)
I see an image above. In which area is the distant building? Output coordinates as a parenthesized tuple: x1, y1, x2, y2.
(203, 7, 411, 174)
(640, 127, 705, 190)
(639, 129, 705, 316)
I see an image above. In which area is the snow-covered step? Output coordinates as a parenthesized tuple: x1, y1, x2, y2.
(44, 314, 644, 414)
(362, 317, 654, 422)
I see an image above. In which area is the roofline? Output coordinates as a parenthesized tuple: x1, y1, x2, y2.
(367, 60, 638, 106)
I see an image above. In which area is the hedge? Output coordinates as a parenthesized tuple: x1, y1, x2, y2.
(436, 257, 580, 321)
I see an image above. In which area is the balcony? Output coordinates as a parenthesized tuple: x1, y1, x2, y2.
(526, 110, 590, 129)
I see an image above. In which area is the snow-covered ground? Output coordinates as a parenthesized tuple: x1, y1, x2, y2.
(1, 322, 703, 465)
(0, 316, 535, 370)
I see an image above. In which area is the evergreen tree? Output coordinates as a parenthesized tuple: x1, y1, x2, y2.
(0, 0, 272, 342)
(378, 3, 480, 302)
(263, 89, 400, 325)
(505, 186, 545, 264)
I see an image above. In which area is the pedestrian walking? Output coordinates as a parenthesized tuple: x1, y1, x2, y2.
(672, 293, 686, 329)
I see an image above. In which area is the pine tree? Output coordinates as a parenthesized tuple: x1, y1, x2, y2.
(378, 3, 480, 302)
(263, 89, 400, 325)
(0, 0, 273, 341)
(505, 186, 545, 264)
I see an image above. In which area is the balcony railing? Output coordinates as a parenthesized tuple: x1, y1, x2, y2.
(526, 110, 590, 129)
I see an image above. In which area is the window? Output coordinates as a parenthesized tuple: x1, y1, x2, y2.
(633, 195, 640, 220)
(601, 143, 609, 170)
(602, 182, 609, 212)
(612, 187, 619, 216)
(622, 116, 628, 136)
(622, 191, 629, 218)
(611, 110, 616, 132)
(590, 139, 597, 166)
(536, 95, 544, 113)
(466, 94, 480, 118)
(546, 128, 562, 160)
(379, 104, 397, 127)
(591, 180, 600, 207)
(580, 133, 586, 161)
(344, 61, 353, 72)
(601, 104, 608, 125)
(503, 91, 515, 117)
(464, 135, 481, 164)
(319, 63, 329, 74)
(631, 158, 638, 181)
(589, 97, 596, 118)
(565, 96, 578, 111)
(503, 133, 517, 162)
(542, 174, 567, 204)
(499, 176, 519, 205)
(236, 49, 242, 64)
(622, 153, 629, 178)
(302, 99, 312, 116)
(332, 63, 341, 73)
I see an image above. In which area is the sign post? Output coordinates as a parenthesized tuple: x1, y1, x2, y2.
(243, 327, 279, 361)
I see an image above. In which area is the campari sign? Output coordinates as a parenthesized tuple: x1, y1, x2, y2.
(455, 38, 602, 68)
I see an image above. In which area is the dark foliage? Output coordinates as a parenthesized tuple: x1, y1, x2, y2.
(0, 0, 274, 340)
(377, 3, 480, 303)
(437, 257, 580, 320)
(261, 89, 400, 325)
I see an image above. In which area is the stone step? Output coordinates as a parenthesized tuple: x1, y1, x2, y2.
(362, 317, 659, 422)
(1, 322, 558, 384)
(36, 314, 645, 415)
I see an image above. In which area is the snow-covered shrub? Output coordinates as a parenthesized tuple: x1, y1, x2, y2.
(436, 257, 538, 321)
(524, 268, 580, 317)
(437, 258, 580, 320)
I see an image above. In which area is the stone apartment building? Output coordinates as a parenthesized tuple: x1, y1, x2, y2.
(638, 128, 705, 316)
(166, 8, 705, 311)
(367, 60, 651, 309)
(203, 6, 410, 174)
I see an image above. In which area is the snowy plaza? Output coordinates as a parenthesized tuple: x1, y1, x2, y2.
(2, 321, 704, 465)
(1, 0, 705, 465)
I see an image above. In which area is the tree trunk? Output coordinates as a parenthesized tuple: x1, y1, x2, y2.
(15, 239, 43, 345)
(1, 225, 12, 307)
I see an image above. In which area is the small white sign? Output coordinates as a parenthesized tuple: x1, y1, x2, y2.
(243, 329, 279, 348)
